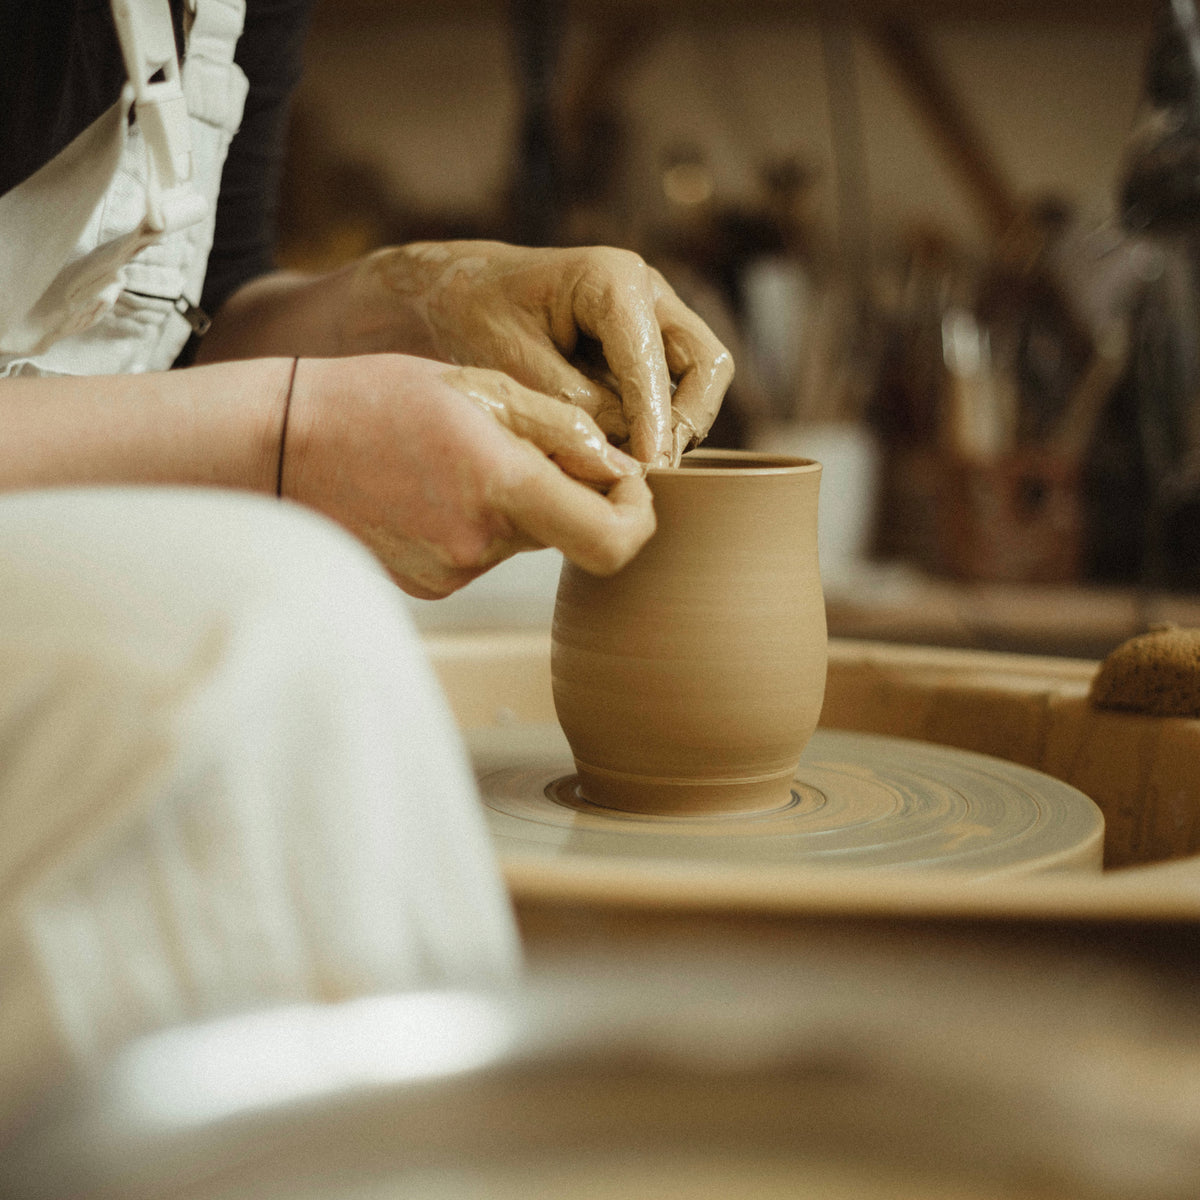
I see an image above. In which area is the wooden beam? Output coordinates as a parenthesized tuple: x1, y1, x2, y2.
(868, 15, 1021, 236)
(313, 0, 1155, 29)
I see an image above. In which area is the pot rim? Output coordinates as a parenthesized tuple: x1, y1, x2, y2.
(650, 448, 822, 477)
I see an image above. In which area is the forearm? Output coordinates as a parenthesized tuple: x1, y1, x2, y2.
(195, 249, 438, 364)
(0, 359, 290, 494)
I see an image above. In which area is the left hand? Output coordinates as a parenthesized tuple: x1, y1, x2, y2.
(352, 241, 734, 467)
(281, 355, 656, 598)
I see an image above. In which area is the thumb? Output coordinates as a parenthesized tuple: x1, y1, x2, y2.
(442, 366, 643, 486)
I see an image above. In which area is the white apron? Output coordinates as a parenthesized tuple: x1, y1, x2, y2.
(0, 0, 249, 377)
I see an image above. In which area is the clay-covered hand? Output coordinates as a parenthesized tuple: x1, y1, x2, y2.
(280, 354, 655, 598)
(349, 241, 734, 467)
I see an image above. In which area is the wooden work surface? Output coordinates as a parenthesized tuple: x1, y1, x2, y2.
(825, 577, 1200, 659)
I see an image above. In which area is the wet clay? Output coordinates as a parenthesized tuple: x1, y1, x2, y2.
(441, 365, 641, 488)
(552, 449, 827, 815)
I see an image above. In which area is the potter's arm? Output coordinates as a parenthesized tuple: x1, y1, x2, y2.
(0, 354, 654, 599)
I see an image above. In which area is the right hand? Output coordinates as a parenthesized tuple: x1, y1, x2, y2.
(280, 354, 656, 598)
(355, 241, 735, 467)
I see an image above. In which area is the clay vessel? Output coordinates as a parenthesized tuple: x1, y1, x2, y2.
(552, 449, 826, 815)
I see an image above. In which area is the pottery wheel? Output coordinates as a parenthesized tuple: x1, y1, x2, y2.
(470, 725, 1104, 876)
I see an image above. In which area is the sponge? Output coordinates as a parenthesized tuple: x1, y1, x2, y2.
(1090, 624, 1200, 717)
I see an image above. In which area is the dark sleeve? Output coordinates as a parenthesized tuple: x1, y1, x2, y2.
(0, 0, 127, 197)
(197, 0, 317, 318)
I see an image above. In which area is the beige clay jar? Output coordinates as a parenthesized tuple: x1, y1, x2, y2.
(552, 449, 826, 815)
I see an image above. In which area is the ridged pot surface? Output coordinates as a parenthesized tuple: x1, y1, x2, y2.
(552, 450, 826, 814)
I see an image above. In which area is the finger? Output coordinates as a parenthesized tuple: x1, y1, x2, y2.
(590, 401, 631, 444)
(499, 333, 627, 425)
(496, 335, 630, 443)
(665, 331, 734, 466)
(651, 272, 735, 462)
(496, 456, 656, 577)
(443, 366, 641, 485)
(570, 249, 673, 465)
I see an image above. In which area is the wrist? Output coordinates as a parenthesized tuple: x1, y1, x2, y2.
(187, 357, 298, 494)
(275, 358, 300, 497)
(275, 355, 325, 505)
(0, 358, 295, 494)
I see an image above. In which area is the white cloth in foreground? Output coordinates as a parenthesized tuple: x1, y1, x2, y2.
(0, 487, 520, 1132)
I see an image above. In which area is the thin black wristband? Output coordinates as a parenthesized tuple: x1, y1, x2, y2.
(277, 357, 299, 498)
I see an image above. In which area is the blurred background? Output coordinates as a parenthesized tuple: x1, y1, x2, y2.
(279, 0, 1200, 657)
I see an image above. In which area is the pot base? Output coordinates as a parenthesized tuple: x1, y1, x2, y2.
(574, 762, 805, 816)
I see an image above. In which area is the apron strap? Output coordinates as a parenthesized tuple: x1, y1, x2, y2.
(184, 0, 249, 131)
(110, 0, 205, 234)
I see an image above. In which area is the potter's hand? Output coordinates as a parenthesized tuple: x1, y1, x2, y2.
(354, 241, 734, 467)
(280, 355, 655, 598)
